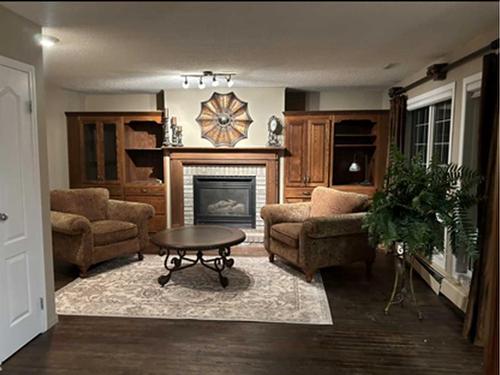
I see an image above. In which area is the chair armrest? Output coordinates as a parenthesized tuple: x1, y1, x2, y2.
(261, 202, 311, 225)
(107, 200, 155, 224)
(302, 212, 367, 239)
(50, 211, 91, 235)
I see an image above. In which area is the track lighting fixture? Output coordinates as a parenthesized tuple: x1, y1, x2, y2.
(181, 71, 236, 89)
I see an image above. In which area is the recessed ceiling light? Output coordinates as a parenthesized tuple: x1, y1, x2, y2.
(35, 34, 60, 48)
(383, 63, 398, 70)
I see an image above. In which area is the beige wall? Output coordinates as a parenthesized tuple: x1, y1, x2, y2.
(0, 6, 56, 328)
(398, 26, 498, 165)
(83, 93, 156, 111)
(46, 85, 84, 189)
(165, 88, 285, 147)
(306, 88, 388, 110)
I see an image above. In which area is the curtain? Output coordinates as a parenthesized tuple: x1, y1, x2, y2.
(388, 94, 407, 152)
(463, 53, 499, 350)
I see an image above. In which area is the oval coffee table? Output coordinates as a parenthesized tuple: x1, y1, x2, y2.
(151, 225, 246, 288)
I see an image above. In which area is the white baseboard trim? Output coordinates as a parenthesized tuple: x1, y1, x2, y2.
(411, 256, 469, 311)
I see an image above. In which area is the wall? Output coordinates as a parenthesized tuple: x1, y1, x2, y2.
(45, 85, 84, 189)
(83, 93, 156, 111)
(165, 88, 285, 147)
(0, 6, 56, 328)
(305, 88, 388, 110)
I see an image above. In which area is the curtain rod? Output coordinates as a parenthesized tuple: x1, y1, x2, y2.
(389, 38, 499, 98)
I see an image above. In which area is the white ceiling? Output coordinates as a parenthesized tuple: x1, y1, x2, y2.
(2, 1, 498, 93)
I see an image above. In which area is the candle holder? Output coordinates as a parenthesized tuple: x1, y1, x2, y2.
(162, 115, 172, 147)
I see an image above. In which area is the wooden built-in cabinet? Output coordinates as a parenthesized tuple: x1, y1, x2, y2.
(284, 116, 331, 201)
(66, 112, 167, 232)
(284, 110, 389, 202)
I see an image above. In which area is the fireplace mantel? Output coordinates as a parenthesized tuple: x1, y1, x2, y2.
(164, 146, 285, 158)
(166, 147, 283, 227)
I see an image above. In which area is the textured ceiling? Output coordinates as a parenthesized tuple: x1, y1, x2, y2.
(2, 1, 498, 93)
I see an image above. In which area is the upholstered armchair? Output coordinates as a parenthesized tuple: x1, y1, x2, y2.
(260, 187, 375, 282)
(50, 188, 155, 277)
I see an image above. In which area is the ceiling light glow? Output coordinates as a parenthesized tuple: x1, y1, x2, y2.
(35, 34, 59, 48)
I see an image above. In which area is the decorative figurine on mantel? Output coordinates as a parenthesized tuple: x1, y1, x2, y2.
(267, 115, 283, 146)
(162, 111, 172, 147)
(170, 117, 183, 147)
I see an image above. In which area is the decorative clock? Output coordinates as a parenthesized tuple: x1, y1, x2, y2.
(196, 92, 253, 147)
(267, 115, 283, 146)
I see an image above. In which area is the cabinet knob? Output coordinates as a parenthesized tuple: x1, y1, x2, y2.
(141, 188, 147, 193)
(0, 213, 8, 221)
(302, 191, 311, 196)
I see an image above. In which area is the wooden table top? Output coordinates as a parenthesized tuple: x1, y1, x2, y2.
(151, 225, 246, 250)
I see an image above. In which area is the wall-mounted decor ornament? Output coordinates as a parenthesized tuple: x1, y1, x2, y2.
(196, 92, 253, 147)
(266, 115, 283, 146)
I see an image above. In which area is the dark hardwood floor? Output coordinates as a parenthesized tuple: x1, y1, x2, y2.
(3, 249, 482, 374)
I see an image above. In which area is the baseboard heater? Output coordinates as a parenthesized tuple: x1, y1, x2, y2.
(411, 256, 468, 311)
(411, 256, 445, 295)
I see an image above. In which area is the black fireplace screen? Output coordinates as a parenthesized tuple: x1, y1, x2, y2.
(193, 175, 256, 228)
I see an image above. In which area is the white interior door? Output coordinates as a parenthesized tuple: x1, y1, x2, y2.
(0, 56, 46, 363)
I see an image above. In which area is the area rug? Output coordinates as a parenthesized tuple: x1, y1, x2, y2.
(55, 255, 332, 325)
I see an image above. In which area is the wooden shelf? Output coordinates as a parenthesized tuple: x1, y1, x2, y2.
(126, 180, 164, 186)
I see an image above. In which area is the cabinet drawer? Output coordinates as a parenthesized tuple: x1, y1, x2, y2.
(149, 215, 166, 232)
(124, 184, 165, 196)
(285, 187, 314, 199)
(78, 184, 122, 197)
(285, 198, 311, 203)
(125, 195, 166, 214)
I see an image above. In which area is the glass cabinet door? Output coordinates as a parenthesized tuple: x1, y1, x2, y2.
(82, 122, 98, 181)
(103, 122, 118, 181)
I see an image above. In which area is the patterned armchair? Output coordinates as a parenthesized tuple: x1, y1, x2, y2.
(260, 188, 375, 282)
(50, 188, 154, 277)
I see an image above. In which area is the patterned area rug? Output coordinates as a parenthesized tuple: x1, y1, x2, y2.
(56, 255, 332, 325)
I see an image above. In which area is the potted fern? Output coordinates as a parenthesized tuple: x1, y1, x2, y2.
(363, 147, 481, 318)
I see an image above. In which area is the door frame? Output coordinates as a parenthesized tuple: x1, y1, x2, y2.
(0, 54, 50, 335)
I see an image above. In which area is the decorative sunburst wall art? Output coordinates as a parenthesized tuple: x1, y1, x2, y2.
(196, 92, 253, 147)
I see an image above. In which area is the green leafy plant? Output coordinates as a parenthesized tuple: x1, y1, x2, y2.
(363, 146, 482, 260)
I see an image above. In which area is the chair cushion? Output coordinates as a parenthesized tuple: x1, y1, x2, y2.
(309, 187, 369, 217)
(91, 220, 138, 246)
(271, 223, 302, 248)
(51, 188, 109, 222)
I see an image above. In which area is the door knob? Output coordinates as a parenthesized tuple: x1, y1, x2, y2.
(0, 213, 8, 221)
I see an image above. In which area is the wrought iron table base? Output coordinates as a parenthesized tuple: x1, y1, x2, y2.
(158, 247, 234, 288)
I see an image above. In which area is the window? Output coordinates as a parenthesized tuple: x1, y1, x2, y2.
(408, 99, 452, 165)
(453, 72, 482, 285)
(406, 83, 455, 272)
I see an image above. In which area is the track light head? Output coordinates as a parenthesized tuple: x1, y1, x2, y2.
(212, 75, 219, 87)
(198, 77, 206, 89)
